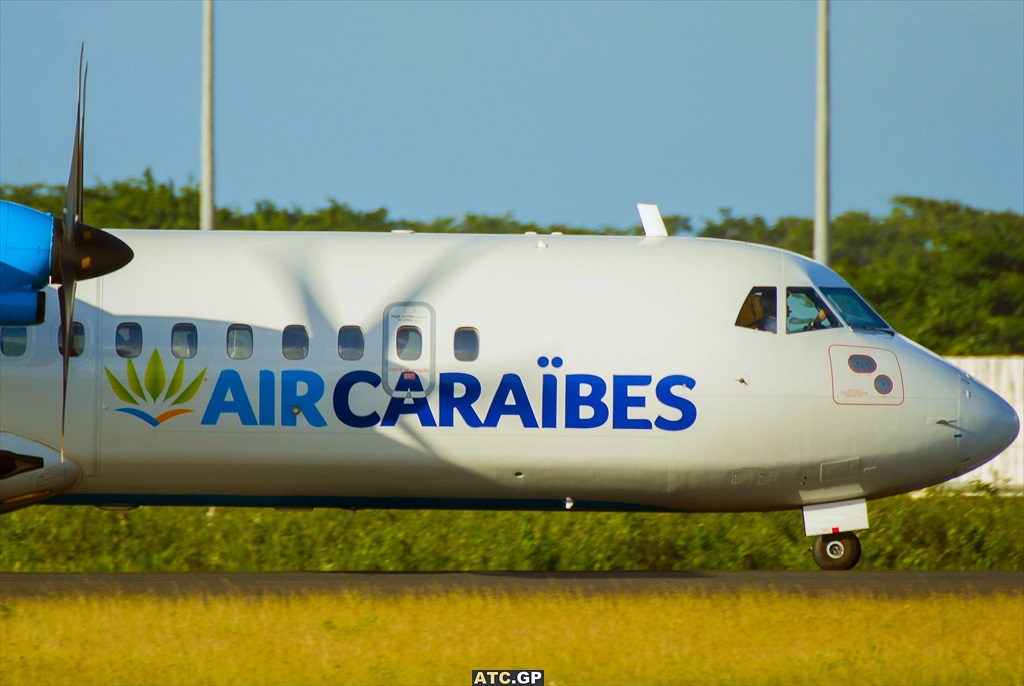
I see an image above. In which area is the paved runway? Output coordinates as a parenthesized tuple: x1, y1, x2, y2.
(2, 571, 1021, 598)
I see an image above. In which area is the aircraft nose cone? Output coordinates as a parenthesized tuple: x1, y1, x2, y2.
(958, 378, 1020, 474)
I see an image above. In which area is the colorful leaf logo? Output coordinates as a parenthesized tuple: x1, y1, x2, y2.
(105, 350, 206, 426)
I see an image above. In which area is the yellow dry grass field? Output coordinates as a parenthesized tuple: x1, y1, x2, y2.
(1, 591, 1021, 686)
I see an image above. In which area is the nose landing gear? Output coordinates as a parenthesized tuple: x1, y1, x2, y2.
(811, 531, 862, 570)
(803, 498, 868, 570)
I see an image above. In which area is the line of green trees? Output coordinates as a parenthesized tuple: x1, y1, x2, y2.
(3, 170, 1022, 355)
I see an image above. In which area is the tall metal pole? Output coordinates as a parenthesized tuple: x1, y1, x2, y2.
(814, 0, 830, 265)
(200, 0, 215, 230)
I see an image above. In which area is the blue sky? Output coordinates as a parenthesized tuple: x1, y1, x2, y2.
(1, 1, 1021, 230)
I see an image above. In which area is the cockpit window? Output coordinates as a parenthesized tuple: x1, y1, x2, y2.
(819, 287, 891, 331)
(786, 288, 841, 334)
(735, 287, 777, 333)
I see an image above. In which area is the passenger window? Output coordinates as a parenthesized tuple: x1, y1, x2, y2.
(338, 326, 364, 361)
(282, 325, 308, 360)
(115, 322, 143, 358)
(172, 323, 198, 359)
(786, 287, 840, 333)
(0, 327, 28, 357)
(396, 326, 422, 361)
(226, 324, 253, 360)
(735, 287, 777, 333)
(57, 321, 85, 357)
(454, 327, 479, 362)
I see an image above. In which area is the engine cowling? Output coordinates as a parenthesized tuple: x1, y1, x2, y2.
(0, 434, 82, 513)
(0, 200, 54, 325)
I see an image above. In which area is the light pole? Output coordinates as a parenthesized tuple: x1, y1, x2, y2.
(200, 0, 215, 230)
(814, 0, 830, 265)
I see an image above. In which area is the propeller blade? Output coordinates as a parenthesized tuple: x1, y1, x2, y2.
(58, 280, 76, 462)
(78, 63, 87, 223)
(52, 46, 134, 463)
(56, 46, 85, 464)
(62, 46, 84, 251)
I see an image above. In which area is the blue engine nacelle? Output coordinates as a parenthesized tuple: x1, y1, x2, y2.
(0, 200, 54, 326)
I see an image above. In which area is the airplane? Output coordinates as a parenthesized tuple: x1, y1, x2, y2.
(0, 58, 1018, 571)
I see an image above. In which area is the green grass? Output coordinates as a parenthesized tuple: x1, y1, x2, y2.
(1, 591, 1021, 685)
(1, 488, 1020, 572)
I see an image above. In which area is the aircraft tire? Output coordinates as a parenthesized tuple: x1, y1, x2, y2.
(811, 532, 861, 570)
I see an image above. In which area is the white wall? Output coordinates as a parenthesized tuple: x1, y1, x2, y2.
(945, 356, 1023, 489)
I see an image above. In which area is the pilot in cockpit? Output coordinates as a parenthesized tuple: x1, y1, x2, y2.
(756, 290, 777, 332)
(735, 287, 778, 334)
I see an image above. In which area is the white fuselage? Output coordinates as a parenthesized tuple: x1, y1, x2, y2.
(0, 230, 1018, 512)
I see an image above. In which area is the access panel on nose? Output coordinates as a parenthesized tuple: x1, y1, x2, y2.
(829, 345, 904, 406)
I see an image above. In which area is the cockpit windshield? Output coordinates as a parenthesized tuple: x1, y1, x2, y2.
(786, 287, 841, 333)
(820, 287, 891, 331)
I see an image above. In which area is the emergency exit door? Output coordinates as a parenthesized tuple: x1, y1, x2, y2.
(382, 302, 435, 398)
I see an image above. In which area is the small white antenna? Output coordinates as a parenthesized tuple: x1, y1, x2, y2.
(636, 203, 668, 237)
